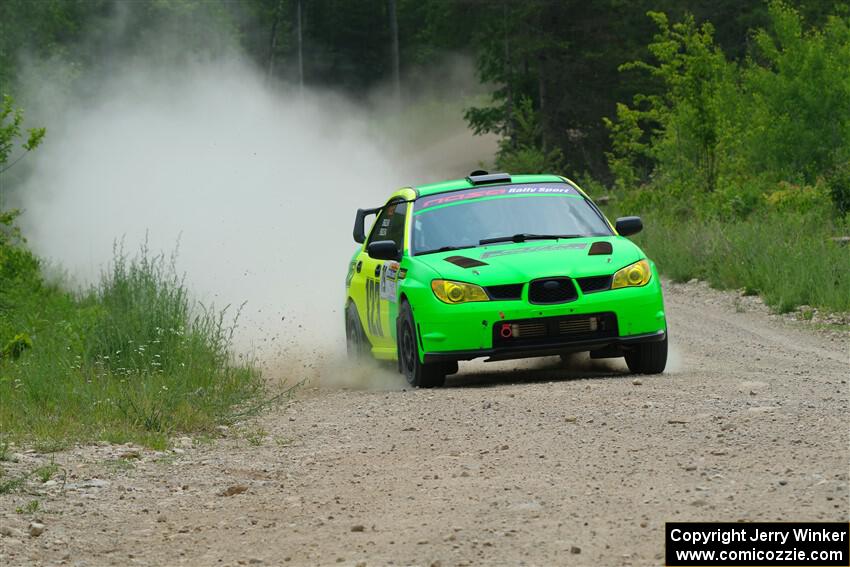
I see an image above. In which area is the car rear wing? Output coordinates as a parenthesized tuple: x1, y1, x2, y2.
(353, 206, 382, 244)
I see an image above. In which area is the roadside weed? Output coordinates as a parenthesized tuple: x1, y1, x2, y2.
(0, 244, 262, 448)
(15, 499, 40, 514)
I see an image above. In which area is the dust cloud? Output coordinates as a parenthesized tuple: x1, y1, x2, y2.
(11, 50, 496, 389)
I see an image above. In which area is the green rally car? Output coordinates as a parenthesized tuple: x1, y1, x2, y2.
(345, 172, 668, 387)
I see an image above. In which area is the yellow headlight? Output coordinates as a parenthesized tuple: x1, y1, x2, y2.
(431, 280, 490, 304)
(611, 259, 652, 289)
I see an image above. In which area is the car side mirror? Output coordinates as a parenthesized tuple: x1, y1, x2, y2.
(367, 240, 400, 261)
(615, 216, 643, 237)
(353, 206, 381, 243)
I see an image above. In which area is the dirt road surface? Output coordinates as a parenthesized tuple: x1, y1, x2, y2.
(1, 281, 848, 566)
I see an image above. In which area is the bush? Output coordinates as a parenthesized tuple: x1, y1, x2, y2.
(826, 165, 850, 217)
(606, 3, 850, 217)
(631, 210, 850, 313)
(0, 244, 261, 448)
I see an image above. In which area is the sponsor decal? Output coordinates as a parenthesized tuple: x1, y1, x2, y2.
(481, 242, 588, 259)
(380, 261, 399, 302)
(365, 278, 383, 336)
(416, 183, 578, 211)
(345, 261, 355, 287)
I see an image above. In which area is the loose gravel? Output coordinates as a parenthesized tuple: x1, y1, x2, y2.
(1, 280, 847, 566)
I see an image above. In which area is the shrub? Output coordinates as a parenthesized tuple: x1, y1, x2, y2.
(606, 3, 850, 218)
(631, 209, 850, 313)
(0, 244, 262, 448)
(0, 333, 32, 361)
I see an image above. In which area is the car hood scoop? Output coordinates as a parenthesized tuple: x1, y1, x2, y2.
(588, 241, 613, 255)
(444, 255, 488, 268)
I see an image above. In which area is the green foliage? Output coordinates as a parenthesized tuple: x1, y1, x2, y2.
(603, 103, 652, 191)
(1, 333, 32, 361)
(494, 96, 564, 173)
(0, 244, 262, 448)
(463, 2, 573, 173)
(0, 95, 44, 375)
(0, 93, 261, 446)
(34, 462, 58, 483)
(827, 164, 850, 216)
(16, 500, 40, 514)
(607, 3, 850, 216)
(743, 2, 850, 184)
(631, 210, 850, 313)
(0, 475, 25, 495)
(0, 94, 46, 174)
(0, 0, 779, 181)
(608, 12, 733, 193)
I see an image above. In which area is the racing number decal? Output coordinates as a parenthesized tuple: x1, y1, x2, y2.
(366, 278, 383, 337)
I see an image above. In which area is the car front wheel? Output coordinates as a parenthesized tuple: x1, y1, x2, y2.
(398, 301, 446, 388)
(624, 333, 668, 374)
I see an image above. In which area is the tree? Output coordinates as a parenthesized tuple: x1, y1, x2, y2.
(606, 11, 733, 193)
(0, 95, 45, 179)
(464, 2, 564, 154)
(0, 95, 44, 257)
(495, 96, 564, 173)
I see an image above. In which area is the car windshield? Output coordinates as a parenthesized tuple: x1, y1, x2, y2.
(411, 183, 612, 255)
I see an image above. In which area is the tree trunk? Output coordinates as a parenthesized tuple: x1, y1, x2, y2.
(536, 4, 547, 151)
(266, 0, 285, 82)
(388, 0, 401, 105)
(297, 0, 304, 97)
(503, 0, 514, 146)
(537, 60, 547, 150)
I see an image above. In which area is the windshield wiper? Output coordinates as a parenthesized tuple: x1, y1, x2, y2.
(415, 245, 477, 256)
(479, 233, 583, 245)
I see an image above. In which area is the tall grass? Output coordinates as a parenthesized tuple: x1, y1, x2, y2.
(0, 245, 261, 449)
(632, 212, 850, 313)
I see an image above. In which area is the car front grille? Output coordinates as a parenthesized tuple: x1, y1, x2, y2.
(485, 283, 524, 300)
(493, 312, 617, 348)
(577, 275, 612, 294)
(558, 317, 599, 334)
(508, 321, 547, 338)
(528, 277, 577, 304)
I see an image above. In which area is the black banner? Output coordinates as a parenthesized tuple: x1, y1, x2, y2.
(666, 522, 849, 566)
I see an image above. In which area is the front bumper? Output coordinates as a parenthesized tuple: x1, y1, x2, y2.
(412, 277, 666, 362)
(423, 329, 666, 363)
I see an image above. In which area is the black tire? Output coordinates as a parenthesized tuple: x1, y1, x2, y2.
(397, 301, 446, 388)
(345, 303, 370, 360)
(624, 333, 668, 374)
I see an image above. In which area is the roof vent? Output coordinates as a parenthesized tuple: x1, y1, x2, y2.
(467, 171, 511, 185)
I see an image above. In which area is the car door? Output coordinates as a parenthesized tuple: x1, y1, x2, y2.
(350, 199, 408, 353)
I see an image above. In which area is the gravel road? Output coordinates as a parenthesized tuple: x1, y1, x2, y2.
(1, 280, 848, 567)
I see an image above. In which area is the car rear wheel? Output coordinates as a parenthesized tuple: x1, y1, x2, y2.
(398, 301, 446, 388)
(624, 333, 668, 374)
(345, 303, 370, 360)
